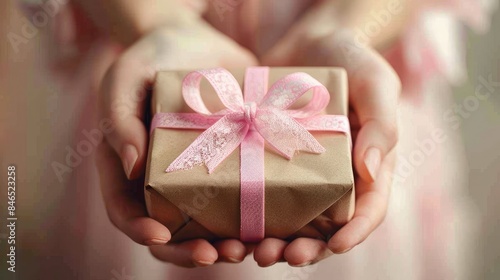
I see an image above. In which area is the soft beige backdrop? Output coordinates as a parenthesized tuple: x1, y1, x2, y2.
(0, 1, 499, 279)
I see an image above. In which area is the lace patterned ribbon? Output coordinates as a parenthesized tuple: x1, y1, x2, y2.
(151, 67, 350, 242)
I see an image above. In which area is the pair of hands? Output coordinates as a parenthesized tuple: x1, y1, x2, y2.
(97, 13, 400, 267)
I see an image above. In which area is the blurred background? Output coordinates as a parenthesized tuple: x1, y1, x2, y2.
(0, 0, 499, 279)
(458, 8, 500, 279)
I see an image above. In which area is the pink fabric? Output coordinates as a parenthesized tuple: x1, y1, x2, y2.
(151, 67, 350, 241)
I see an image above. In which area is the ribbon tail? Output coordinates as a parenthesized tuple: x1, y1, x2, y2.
(254, 110, 325, 159)
(239, 129, 265, 242)
(166, 114, 248, 173)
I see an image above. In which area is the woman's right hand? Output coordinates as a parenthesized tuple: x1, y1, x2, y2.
(97, 19, 258, 267)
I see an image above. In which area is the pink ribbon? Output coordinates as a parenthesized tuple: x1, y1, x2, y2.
(151, 67, 350, 242)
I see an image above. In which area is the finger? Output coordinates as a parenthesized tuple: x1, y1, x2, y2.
(149, 239, 218, 267)
(284, 238, 332, 267)
(96, 141, 171, 245)
(99, 53, 154, 180)
(253, 238, 288, 267)
(213, 239, 247, 263)
(328, 151, 395, 253)
(349, 57, 400, 182)
(319, 31, 400, 183)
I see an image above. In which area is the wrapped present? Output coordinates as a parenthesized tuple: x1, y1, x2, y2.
(145, 67, 355, 243)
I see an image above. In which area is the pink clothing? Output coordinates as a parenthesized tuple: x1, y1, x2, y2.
(19, 0, 495, 279)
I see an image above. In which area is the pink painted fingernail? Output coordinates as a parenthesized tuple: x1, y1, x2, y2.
(258, 261, 276, 267)
(226, 257, 242, 263)
(364, 147, 381, 181)
(337, 247, 353, 254)
(121, 144, 138, 179)
(145, 238, 169, 246)
(292, 261, 312, 267)
(194, 260, 214, 267)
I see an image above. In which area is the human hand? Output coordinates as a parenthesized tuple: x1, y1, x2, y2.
(97, 20, 258, 267)
(254, 28, 400, 266)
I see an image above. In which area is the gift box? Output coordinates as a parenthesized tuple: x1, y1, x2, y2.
(145, 67, 355, 243)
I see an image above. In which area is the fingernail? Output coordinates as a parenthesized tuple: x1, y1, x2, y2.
(258, 261, 276, 267)
(364, 147, 381, 181)
(337, 247, 353, 254)
(194, 260, 214, 267)
(292, 261, 312, 267)
(145, 238, 169, 246)
(121, 144, 138, 179)
(226, 257, 242, 263)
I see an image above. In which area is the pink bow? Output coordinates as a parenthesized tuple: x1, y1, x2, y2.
(151, 67, 350, 241)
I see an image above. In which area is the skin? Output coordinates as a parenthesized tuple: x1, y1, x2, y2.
(87, 0, 406, 268)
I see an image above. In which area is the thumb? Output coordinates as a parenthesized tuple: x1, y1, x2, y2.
(100, 56, 153, 180)
(348, 52, 401, 182)
(353, 117, 399, 182)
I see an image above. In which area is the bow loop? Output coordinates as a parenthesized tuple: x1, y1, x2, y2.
(260, 72, 331, 119)
(182, 68, 244, 115)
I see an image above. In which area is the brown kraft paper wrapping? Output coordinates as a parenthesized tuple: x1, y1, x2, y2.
(145, 67, 355, 243)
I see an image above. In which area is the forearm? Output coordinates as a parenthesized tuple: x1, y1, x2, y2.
(72, 0, 203, 46)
